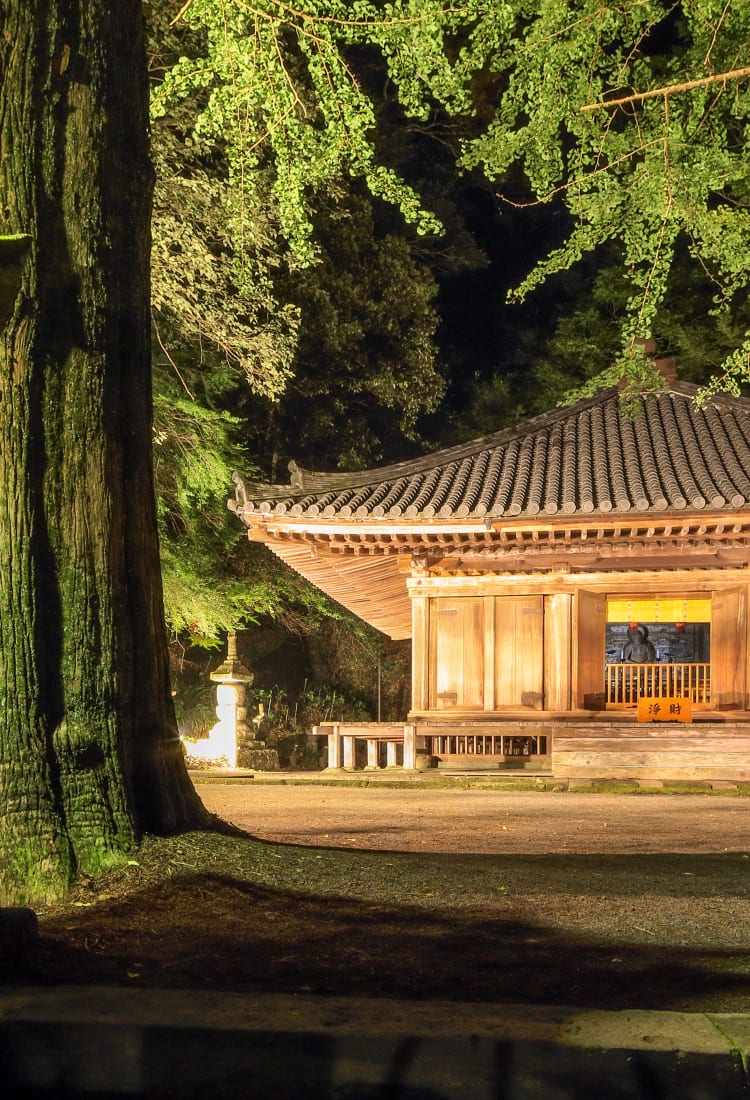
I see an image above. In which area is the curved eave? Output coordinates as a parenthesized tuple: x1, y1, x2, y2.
(248, 517, 490, 640)
(262, 540, 412, 640)
(242, 510, 750, 640)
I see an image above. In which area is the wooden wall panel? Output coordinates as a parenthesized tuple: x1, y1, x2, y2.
(494, 597, 516, 705)
(429, 597, 485, 710)
(552, 731, 750, 780)
(711, 585, 748, 709)
(574, 589, 607, 708)
(494, 596, 543, 707)
(483, 593, 496, 712)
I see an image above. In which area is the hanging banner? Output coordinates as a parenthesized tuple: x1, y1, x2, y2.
(607, 598, 711, 623)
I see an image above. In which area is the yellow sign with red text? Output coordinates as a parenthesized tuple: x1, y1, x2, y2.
(637, 697, 693, 723)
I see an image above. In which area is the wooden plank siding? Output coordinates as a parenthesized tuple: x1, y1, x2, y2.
(573, 589, 607, 709)
(495, 596, 544, 708)
(429, 597, 485, 709)
(423, 593, 549, 712)
(711, 586, 748, 709)
(544, 593, 572, 711)
(552, 723, 750, 780)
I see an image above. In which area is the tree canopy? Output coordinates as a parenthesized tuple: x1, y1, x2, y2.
(463, 0, 750, 396)
(156, 0, 750, 397)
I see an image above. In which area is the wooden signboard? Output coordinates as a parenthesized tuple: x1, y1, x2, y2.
(637, 697, 693, 723)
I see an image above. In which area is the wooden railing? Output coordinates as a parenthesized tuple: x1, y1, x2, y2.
(605, 662, 710, 706)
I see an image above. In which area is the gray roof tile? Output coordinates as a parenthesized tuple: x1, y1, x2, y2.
(237, 384, 750, 522)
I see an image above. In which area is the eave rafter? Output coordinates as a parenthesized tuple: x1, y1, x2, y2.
(250, 514, 750, 574)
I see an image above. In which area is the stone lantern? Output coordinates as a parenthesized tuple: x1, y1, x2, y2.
(208, 634, 279, 771)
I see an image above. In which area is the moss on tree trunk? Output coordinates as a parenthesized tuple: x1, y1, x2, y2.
(0, 0, 208, 904)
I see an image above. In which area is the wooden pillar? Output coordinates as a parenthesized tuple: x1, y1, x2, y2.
(326, 724, 343, 769)
(410, 594, 430, 711)
(342, 736, 356, 770)
(403, 723, 417, 770)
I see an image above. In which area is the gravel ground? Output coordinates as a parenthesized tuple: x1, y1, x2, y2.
(10, 780, 750, 1012)
(195, 781, 750, 855)
(188, 780, 750, 1011)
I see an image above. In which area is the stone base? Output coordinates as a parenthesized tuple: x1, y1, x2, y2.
(415, 752, 438, 770)
(237, 746, 280, 771)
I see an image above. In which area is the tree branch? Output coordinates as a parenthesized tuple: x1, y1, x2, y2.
(581, 64, 750, 112)
(169, 0, 195, 27)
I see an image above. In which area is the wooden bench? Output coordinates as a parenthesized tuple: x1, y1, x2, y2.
(315, 722, 417, 770)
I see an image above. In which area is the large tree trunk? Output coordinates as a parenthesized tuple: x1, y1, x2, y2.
(0, 0, 208, 904)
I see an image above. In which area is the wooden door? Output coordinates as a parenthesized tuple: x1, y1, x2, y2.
(711, 586, 747, 709)
(429, 597, 485, 709)
(575, 589, 606, 708)
(495, 595, 544, 708)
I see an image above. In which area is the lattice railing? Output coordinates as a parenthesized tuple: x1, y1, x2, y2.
(605, 662, 710, 705)
(428, 733, 548, 756)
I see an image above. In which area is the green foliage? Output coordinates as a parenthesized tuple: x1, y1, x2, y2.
(523, 256, 630, 411)
(697, 336, 750, 403)
(237, 543, 348, 630)
(148, 1, 453, 637)
(256, 185, 444, 470)
(523, 239, 750, 413)
(155, 1, 750, 401)
(434, 372, 518, 446)
(150, 0, 460, 267)
(153, 353, 253, 640)
(153, 356, 349, 639)
(151, 312, 337, 643)
(304, 617, 410, 720)
(252, 680, 368, 727)
(147, 1, 309, 640)
(148, 0, 298, 399)
(151, 112, 297, 401)
(454, 0, 750, 395)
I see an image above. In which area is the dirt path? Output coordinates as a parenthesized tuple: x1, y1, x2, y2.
(196, 781, 750, 856)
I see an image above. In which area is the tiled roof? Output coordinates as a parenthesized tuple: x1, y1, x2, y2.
(237, 384, 750, 523)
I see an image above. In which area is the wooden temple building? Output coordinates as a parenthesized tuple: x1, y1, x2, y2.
(231, 377, 750, 781)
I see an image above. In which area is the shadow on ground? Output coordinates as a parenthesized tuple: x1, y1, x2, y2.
(3, 831, 750, 1014)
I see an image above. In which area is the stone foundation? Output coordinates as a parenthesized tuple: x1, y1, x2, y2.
(237, 744, 280, 771)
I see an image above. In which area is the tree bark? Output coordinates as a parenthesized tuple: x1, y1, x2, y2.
(0, 0, 208, 904)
